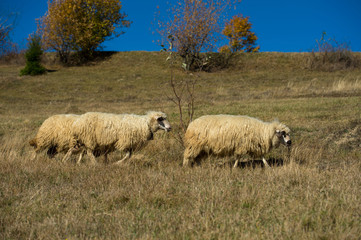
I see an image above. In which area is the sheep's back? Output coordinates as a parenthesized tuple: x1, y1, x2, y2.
(185, 115, 274, 156)
(73, 113, 150, 150)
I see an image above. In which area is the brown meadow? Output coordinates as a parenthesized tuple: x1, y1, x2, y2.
(0, 52, 360, 239)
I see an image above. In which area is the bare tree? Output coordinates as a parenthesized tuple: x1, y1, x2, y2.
(157, 0, 240, 71)
(158, 0, 240, 144)
(0, 13, 17, 58)
(163, 36, 196, 145)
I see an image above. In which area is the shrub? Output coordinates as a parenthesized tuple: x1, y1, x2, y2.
(307, 32, 360, 71)
(20, 34, 46, 76)
(201, 52, 233, 72)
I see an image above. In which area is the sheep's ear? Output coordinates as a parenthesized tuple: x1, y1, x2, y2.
(276, 129, 282, 137)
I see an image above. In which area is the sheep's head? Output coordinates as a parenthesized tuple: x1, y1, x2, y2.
(274, 123, 292, 147)
(147, 111, 172, 133)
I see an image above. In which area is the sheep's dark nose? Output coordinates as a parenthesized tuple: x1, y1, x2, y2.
(286, 140, 292, 146)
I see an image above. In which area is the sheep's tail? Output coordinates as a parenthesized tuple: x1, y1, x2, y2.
(29, 138, 37, 148)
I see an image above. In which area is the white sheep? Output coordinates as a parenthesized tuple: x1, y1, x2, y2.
(29, 114, 83, 161)
(183, 115, 291, 167)
(62, 111, 172, 164)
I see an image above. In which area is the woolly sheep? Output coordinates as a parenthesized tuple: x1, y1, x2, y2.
(183, 115, 291, 167)
(29, 114, 83, 161)
(63, 111, 172, 164)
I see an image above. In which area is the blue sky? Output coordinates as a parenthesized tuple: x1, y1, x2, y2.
(1, 0, 360, 52)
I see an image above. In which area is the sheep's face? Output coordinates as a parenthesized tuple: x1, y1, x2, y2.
(156, 116, 172, 132)
(148, 112, 172, 132)
(275, 126, 292, 147)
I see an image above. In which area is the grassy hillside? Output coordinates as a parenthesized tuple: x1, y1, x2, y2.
(0, 52, 360, 239)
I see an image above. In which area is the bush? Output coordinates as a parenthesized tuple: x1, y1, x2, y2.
(307, 32, 360, 71)
(201, 52, 234, 72)
(20, 34, 46, 76)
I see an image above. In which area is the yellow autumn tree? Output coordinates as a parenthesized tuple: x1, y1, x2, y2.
(221, 15, 259, 53)
(38, 0, 130, 63)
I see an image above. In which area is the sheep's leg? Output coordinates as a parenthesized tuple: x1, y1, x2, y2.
(87, 149, 98, 165)
(183, 147, 197, 167)
(30, 151, 37, 161)
(62, 148, 74, 163)
(262, 157, 270, 168)
(183, 156, 194, 167)
(114, 150, 132, 165)
(76, 150, 85, 165)
(62, 145, 83, 163)
(233, 159, 239, 168)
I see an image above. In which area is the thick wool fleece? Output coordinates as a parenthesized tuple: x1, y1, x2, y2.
(30, 114, 80, 154)
(183, 115, 290, 165)
(72, 111, 168, 154)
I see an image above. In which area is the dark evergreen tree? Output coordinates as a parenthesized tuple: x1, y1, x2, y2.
(20, 34, 46, 76)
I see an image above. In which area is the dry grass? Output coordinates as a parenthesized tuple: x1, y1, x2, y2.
(0, 52, 360, 239)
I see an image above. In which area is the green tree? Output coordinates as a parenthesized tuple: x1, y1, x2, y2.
(38, 0, 130, 63)
(20, 34, 46, 76)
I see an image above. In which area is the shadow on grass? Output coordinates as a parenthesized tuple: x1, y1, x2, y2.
(231, 157, 285, 169)
(44, 51, 119, 67)
(73, 51, 118, 66)
(191, 156, 286, 168)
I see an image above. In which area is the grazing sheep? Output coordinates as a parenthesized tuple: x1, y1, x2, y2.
(183, 115, 291, 167)
(29, 114, 83, 161)
(63, 111, 172, 164)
